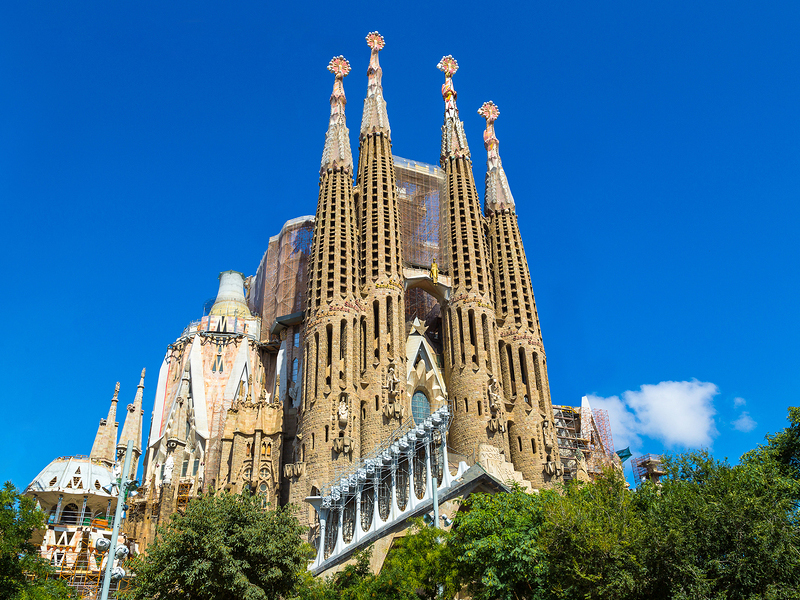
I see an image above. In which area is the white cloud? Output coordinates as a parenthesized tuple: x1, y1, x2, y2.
(588, 380, 719, 451)
(733, 397, 747, 408)
(732, 411, 757, 432)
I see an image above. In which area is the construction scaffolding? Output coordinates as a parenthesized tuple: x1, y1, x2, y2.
(395, 156, 448, 323)
(553, 406, 588, 481)
(554, 401, 618, 481)
(632, 454, 666, 486)
(250, 216, 314, 342)
(36, 525, 132, 599)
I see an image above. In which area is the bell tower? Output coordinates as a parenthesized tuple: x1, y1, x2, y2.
(354, 32, 409, 451)
(480, 101, 562, 485)
(292, 56, 364, 527)
(437, 56, 508, 459)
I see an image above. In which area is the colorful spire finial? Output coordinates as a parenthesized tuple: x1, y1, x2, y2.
(438, 55, 469, 164)
(479, 101, 515, 213)
(437, 55, 459, 78)
(361, 32, 391, 139)
(321, 56, 353, 173)
(327, 55, 351, 78)
(366, 31, 385, 51)
(478, 100, 500, 123)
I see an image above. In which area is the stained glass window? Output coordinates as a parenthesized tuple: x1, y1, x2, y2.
(411, 390, 430, 425)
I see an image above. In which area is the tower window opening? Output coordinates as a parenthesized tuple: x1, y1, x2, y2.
(518, 437, 523, 452)
(373, 301, 380, 359)
(326, 324, 333, 387)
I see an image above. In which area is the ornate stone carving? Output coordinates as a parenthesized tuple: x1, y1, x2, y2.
(283, 463, 306, 479)
(332, 435, 353, 457)
(337, 395, 349, 426)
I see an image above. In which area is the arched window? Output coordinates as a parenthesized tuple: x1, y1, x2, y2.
(411, 391, 431, 425)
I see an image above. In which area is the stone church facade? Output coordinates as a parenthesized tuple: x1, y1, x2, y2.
(116, 32, 564, 551)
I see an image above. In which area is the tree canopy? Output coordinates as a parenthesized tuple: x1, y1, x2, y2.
(123, 406, 800, 600)
(0, 482, 75, 600)
(126, 492, 307, 600)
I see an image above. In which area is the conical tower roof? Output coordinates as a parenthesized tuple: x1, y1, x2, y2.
(360, 32, 391, 139)
(478, 101, 515, 213)
(118, 368, 145, 456)
(90, 383, 119, 466)
(438, 55, 470, 165)
(321, 56, 353, 173)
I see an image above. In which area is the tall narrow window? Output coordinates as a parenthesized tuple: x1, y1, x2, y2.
(386, 296, 393, 355)
(373, 301, 380, 359)
(292, 358, 299, 384)
(326, 324, 333, 386)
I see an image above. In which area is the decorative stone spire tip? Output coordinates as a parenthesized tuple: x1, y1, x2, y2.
(113, 382, 120, 401)
(361, 32, 391, 139)
(321, 56, 354, 173)
(438, 55, 470, 163)
(479, 101, 515, 212)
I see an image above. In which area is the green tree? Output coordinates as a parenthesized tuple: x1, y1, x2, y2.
(448, 488, 551, 600)
(742, 406, 800, 481)
(294, 547, 420, 600)
(539, 472, 644, 600)
(126, 492, 307, 600)
(0, 482, 75, 600)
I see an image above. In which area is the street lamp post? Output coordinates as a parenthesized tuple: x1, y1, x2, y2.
(99, 439, 134, 600)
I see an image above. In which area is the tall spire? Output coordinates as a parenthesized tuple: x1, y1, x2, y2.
(479, 101, 515, 214)
(118, 369, 146, 479)
(90, 382, 119, 467)
(438, 55, 470, 165)
(360, 32, 391, 139)
(354, 31, 408, 454)
(320, 56, 353, 174)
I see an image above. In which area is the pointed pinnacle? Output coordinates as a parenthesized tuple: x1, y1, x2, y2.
(479, 101, 515, 213)
(321, 56, 353, 173)
(438, 55, 470, 164)
(361, 32, 391, 139)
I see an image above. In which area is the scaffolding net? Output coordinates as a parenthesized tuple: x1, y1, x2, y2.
(250, 216, 314, 342)
(394, 156, 448, 324)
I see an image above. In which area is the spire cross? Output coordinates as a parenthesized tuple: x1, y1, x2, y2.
(478, 101, 501, 164)
(365, 32, 384, 99)
(438, 55, 459, 115)
(327, 56, 350, 124)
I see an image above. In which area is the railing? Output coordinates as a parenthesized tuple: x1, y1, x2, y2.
(47, 509, 113, 529)
(307, 405, 470, 573)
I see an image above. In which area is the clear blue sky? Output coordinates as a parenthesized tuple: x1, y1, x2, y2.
(2, 1, 798, 488)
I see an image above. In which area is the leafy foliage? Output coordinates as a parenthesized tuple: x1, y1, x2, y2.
(126, 492, 307, 600)
(125, 407, 800, 600)
(0, 482, 75, 600)
(449, 488, 550, 600)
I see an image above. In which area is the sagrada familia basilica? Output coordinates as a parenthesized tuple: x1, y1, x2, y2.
(24, 32, 620, 585)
